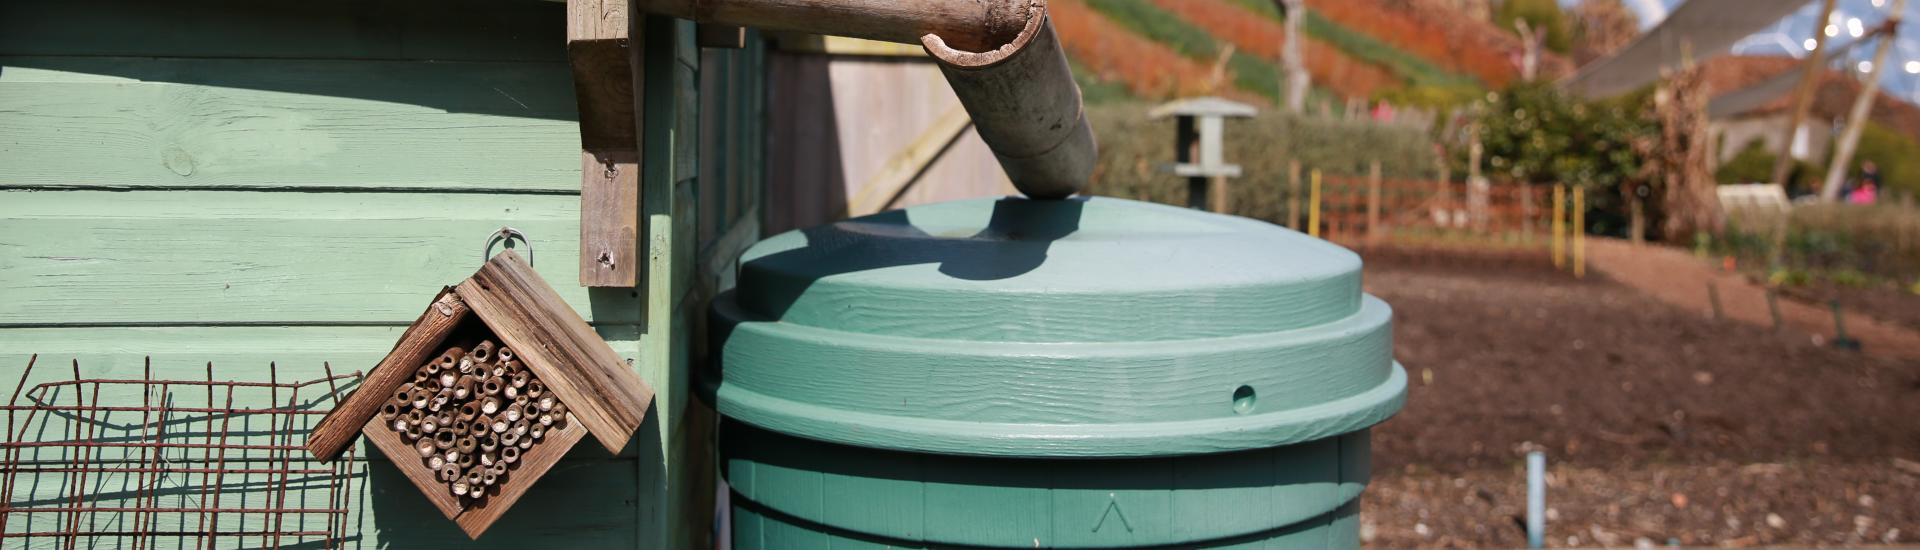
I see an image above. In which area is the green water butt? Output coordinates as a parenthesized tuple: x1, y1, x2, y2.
(707, 197, 1406, 548)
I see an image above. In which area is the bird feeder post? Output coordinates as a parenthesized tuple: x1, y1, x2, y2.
(1151, 97, 1257, 213)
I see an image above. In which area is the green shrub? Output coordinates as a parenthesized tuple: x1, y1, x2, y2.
(1719, 202, 1920, 284)
(1851, 121, 1920, 197)
(1085, 104, 1439, 224)
(1714, 138, 1819, 192)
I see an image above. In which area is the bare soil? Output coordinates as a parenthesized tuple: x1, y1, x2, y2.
(1357, 252, 1920, 548)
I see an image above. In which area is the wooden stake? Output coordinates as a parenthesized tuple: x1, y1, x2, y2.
(1366, 160, 1382, 244)
(1820, 0, 1908, 201)
(1552, 185, 1566, 270)
(1573, 186, 1586, 278)
(1287, 160, 1302, 231)
(1308, 169, 1323, 238)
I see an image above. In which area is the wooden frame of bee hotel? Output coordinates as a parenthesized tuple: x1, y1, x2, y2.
(303, 250, 653, 539)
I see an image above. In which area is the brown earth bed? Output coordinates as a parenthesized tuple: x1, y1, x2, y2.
(1774, 281, 1920, 333)
(1357, 256, 1920, 548)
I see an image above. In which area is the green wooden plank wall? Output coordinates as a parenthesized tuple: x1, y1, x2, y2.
(0, 0, 752, 546)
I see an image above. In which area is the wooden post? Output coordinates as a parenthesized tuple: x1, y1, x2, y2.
(569, 0, 645, 288)
(1771, 0, 1840, 188)
(1287, 160, 1302, 230)
(1573, 186, 1586, 278)
(1210, 175, 1230, 214)
(1366, 160, 1382, 244)
(1820, 0, 1907, 201)
(1279, 0, 1308, 113)
(1552, 184, 1566, 269)
(1308, 168, 1323, 238)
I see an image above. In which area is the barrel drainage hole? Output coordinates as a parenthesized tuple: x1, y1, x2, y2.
(1232, 385, 1257, 414)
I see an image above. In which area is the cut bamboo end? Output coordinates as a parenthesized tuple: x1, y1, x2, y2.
(434, 430, 457, 449)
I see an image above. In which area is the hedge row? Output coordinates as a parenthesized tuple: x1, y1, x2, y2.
(1083, 104, 1441, 224)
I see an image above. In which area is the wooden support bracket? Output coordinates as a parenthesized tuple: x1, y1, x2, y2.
(570, 0, 645, 287)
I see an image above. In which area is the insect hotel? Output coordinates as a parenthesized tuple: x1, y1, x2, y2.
(0, 0, 1403, 548)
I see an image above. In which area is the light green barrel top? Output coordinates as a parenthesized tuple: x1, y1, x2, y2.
(710, 197, 1406, 458)
(706, 196, 1407, 547)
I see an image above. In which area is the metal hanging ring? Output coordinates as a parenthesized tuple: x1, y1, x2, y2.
(482, 226, 532, 266)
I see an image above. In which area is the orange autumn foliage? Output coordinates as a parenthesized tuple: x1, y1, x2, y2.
(1150, 0, 1399, 99)
(1051, 0, 1222, 100)
(1307, 0, 1525, 86)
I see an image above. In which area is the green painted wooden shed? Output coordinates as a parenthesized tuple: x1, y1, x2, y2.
(0, 0, 767, 546)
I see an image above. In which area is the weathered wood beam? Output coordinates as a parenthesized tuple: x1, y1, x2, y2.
(570, 0, 645, 287)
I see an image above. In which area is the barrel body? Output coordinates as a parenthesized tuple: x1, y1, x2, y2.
(707, 197, 1406, 548)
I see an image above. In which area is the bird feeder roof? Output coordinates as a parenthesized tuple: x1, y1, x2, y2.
(1149, 96, 1258, 119)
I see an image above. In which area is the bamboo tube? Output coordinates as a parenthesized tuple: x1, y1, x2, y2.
(529, 424, 545, 441)
(488, 462, 507, 476)
(517, 437, 532, 450)
(483, 377, 504, 398)
(405, 410, 425, 427)
(456, 375, 479, 400)
(481, 452, 496, 467)
(452, 480, 471, 498)
(490, 415, 510, 433)
(403, 424, 422, 441)
(456, 435, 478, 455)
(504, 404, 524, 423)
(428, 455, 447, 470)
(472, 341, 496, 362)
(502, 360, 523, 374)
(434, 430, 457, 449)
(437, 463, 461, 483)
(513, 394, 530, 409)
(457, 401, 480, 422)
(392, 417, 411, 434)
(410, 390, 428, 410)
(501, 430, 520, 447)
(458, 451, 476, 469)
(452, 420, 471, 436)
(498, 347, 514, 363)
(536, 395, 555, 412)
(482, 472, 498, 486)
(510, 371, 530, 388)
(479, 433, 500, 452)
(379, 401, 401, 420)
(926, 13, 1092, 199)
(445, 449, 460, 463)
(481, 397, 503, 415)
(527, 380, 545, 399)
(501, 446, 520, 464)
(421, 417, 439, 433)
(415, 438, 437, 458)
(505, 385, 519, 400)
(510, 420, 529, 437)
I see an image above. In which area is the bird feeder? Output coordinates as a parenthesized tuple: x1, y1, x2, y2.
(1151, 97, 1257, 213)
(305, 249, 653, 539)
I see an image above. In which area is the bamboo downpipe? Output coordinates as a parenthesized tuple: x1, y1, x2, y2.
(633, 0, 1093, 198)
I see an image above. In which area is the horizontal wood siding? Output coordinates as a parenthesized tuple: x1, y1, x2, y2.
(0, 0, 666, 546)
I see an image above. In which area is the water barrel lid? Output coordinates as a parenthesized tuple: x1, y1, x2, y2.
(708, 197, 1406, 457)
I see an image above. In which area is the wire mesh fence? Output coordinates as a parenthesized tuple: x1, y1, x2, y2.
(0, 355, 361, 549)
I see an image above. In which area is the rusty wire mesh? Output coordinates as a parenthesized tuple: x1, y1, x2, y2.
(0, 355, 361, 549)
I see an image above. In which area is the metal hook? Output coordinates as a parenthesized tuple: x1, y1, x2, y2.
(482, 226, 533, 266)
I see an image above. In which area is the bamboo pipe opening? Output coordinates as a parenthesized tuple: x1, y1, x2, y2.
(434, 429, 457, 449)
(471, 341, 495, 363)
(456, 435, 479, 455)
(501, 446, 520, 464)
